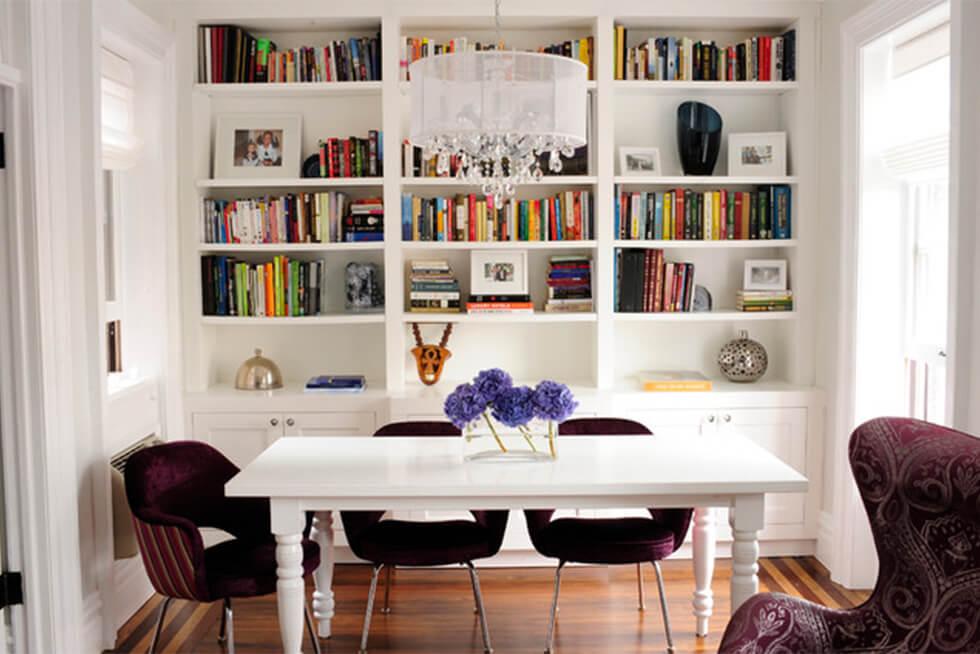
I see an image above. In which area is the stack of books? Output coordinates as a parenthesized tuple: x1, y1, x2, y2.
(545, 256, 593, 313)
(616, 249, 696, 313)
(640, 371, 712, 392)
(465, 295, 533, 315)
(343, 198, 384, 242)
(409, 260, 460, 313)
(736, 290, 794, 312)
(318, 132, 382, 178)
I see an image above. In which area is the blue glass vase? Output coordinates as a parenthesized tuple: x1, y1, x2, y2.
(677, 101, 723, 175)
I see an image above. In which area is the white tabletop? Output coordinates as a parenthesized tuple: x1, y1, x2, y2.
(226, 434, 807, 510)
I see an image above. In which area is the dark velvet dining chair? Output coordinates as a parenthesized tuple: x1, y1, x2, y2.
(340, 421, 509, 654)
(524, 417, 693, 654)
(125, 440, 322, 654)
(718, 417, 980, 653)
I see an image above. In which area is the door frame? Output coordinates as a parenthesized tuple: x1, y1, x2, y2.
(833, 0, 949, 588)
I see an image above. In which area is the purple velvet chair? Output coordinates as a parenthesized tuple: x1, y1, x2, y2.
(719, 417, 980, 654)
(340, 421, 509, 654)
(524, 418, 694, 653)
(125, 440, 321, 654)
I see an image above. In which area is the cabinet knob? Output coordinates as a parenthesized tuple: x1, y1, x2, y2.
(723, 414, 732, 423)
(270, 418, 279, 427)
(706, 414, 716, 423)
(286, 418, 295, 427)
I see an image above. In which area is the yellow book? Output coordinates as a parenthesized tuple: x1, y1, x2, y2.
(615, 25, 625, 80)
(712, 191, 722, 240)
(663, 193, 672, 239)
(703, 191, 712, 240)
(641, 371, 713, 392)
(412, 196, 421, 241)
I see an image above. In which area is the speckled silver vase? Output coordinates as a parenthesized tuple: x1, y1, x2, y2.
(718, 330, 768, 382)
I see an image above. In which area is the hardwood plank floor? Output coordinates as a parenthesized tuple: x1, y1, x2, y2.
(112, 557, 867, 654)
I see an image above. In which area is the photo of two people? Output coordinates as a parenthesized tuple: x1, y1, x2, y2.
(234, 129, 283, 167)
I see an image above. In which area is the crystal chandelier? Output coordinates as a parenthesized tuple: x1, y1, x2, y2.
(408, 1, 588, 204)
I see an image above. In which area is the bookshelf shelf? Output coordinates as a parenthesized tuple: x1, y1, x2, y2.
(613, 311, 797, 322)
(613, 239, 797, 249)
(197, 242, 385, 253)
(198, 178, 384, 189)
(401, 240, 597, 250)
(201, 314, 385, 326)
(613, 80, 798, 95)
(194, 81, 384, 97)
(402, 312, 598, 324)
(613, 175, 799, 186)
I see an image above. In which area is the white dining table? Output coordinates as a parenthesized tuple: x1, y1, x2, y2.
(226, 434, 808, 654)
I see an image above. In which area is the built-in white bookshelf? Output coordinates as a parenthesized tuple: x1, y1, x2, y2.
(175, 2, 817, 395)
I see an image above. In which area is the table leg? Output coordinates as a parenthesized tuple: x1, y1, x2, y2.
(273, 499, 306, 654)
(730, 495, 764, 613)
(310, 511, 336, 638)
(691, 507, 716, 637)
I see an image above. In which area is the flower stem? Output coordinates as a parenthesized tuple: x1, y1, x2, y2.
(548, 421, 557, 459)
(518, 425, 539, 452)
(483, 411, 508, 453)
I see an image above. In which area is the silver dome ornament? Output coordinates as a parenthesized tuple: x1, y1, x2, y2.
(234, 348, 283, 390)
(718, 330, 768, 383)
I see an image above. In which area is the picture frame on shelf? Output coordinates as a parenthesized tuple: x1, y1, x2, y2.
(213, 113, 302, 179)
(728, 132, 787, 177)
(743, 259, 788, 291)
(618, 146, 662, 176)
(470, 250, 528, 297)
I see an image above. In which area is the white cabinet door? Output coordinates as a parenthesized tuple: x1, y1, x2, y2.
(191, 412, 283, 469)
(282, 411, 376, 437)
(627, 408, 718, 438)
(718, 408, 808, 528)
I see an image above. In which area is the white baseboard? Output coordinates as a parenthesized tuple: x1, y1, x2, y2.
(815, 510, 834, 570)
(82, 593, 104, 654)
(109, 556, 154, 641)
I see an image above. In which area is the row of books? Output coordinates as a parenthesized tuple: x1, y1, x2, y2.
(201, 256, 324, 317)
(737, 290, 794, 312)
(401, 191, 594, 243)
(198, 25, 381, 83)
(400, 36, 595, 81)
(615, 186, 792, 241)
(614, 28, 796, 82)
(401, 141, 590, 179)
(545, 256, 593, 313)
(616, 249, 695, 313)
(200, 194, 383, 244)
(344, 199, 385, 242)
(409, 260, 460, 312)
(317, 133, 382, 178)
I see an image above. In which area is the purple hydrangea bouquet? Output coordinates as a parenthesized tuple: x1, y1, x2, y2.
(444, 368, 577, 460)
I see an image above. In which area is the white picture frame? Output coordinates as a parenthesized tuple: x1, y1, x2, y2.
(213, 113, 302, 179)
(618, 147, 662, 176)
(743, 259, 788, 291)
(470, 250, 528, 296)
(728, 132, 787, 177)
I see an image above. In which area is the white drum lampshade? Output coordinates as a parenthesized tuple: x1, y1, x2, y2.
(409, 51, 587, 202)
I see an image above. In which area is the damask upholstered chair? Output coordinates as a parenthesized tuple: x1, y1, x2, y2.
(125, 441, 321, 654)
(524, 418, 694, 654)
(340, 421, 510, 654)
(719, 417, 980, 653)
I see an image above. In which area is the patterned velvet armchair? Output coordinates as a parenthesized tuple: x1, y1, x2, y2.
(719, 417, 980, 653)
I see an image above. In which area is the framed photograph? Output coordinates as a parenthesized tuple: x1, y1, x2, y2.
(743, 259, 788, 291)
(470, 250, 528, 296)
(618, 147, 662, 176)
(214, 113, 302, 179)
(728, 132, 787, 177)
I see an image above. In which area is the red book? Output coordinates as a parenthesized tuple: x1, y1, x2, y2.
(653, 249, 664, 312)
(342, 140, 351, 178)
(762, 37, 771, 81)
(446, 200, 453, 241)
(468, 194, 477, 241)
(573, 193, 582, 240)
(674, 189, 685, 240)
(318, 142, 326, 178)
(720, 189, 728, 239)
(734, 192, 744, 239)
(673, 265, 684, 312)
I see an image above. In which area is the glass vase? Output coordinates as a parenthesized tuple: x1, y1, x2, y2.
(463, 415, 557, 462)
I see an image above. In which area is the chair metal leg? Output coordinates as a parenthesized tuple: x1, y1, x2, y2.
(544, 561, 565, 654)
(148, 597, 173, 654)
(651, 561, 675, 654)
(223, 600, 235, 654)
(381, 564, 393, 614)
(305, 602, 322, 654)
(218, 598, 230, 644)
(466, 562, 493, 654)
(636, 562, 646, 611)
(359, 564, 384, 654)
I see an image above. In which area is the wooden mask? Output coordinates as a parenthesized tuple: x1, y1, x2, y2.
(411, 323, 453, 385)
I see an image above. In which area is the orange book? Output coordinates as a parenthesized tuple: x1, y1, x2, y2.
(641, 371, 712, 392)
(264, 262, 274, 316)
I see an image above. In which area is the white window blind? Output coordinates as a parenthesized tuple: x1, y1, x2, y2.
(101, 48, 140, 168)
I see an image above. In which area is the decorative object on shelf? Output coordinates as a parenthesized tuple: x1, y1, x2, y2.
(301, 153, 321, 178)
(213, 113, 302, 179)
(444, 368, 577, 461)
(407, 0, 587, 204)
(470, 249, 528, 297)
(304, 375, 366, 393)
(718, 330, 768, 382)
(728, 131, 787, 177)
(234, 348, 283, 390)
(677, 101, 722, 175)
(743, 259, 788, 291)
(618, 146, 662, 176)
(345, 262, 384, 311)
(411, 322, 454, 385)
(693, 285, 713, 312)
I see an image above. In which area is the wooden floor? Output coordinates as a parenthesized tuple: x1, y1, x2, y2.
(113, 557, 867, 654)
